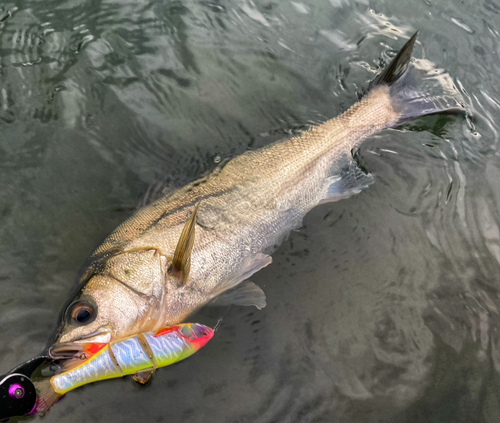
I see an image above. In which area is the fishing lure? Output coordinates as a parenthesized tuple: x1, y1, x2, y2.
(35, 323, 213, 412)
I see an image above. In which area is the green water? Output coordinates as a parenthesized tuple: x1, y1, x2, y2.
(0, 0, 499, 422)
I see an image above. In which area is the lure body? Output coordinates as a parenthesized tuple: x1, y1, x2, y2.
(50, 323, 213, 395)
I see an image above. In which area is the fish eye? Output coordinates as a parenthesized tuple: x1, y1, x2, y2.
(67, 300, 97, 326)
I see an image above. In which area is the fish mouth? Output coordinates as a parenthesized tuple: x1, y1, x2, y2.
(50, 330, 111, 360)
(49, 343, 87, 361)
(71, 330, 112, 344)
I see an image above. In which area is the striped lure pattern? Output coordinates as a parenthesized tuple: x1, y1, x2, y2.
(50, 323, 213, 395)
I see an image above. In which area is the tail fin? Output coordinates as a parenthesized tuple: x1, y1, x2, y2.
(372, 31, 464, 127)
(34, 378, 61, 413)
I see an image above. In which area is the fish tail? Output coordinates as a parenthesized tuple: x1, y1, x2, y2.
(33, 378, 61, 413)
(372, 31, 464, 127)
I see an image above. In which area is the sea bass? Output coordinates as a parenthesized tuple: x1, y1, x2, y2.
(49, 33, 462, 360)
(36, 323, 213, 412)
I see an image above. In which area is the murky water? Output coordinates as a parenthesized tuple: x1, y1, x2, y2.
(0, 0, 499, 422)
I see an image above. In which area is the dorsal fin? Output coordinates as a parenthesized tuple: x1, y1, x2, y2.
(169, 203, 200, 284)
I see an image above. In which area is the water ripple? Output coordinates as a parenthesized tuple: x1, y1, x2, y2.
(0, 0, 499, 422)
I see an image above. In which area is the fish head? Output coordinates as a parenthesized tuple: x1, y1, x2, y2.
(50, 249, 170, 360)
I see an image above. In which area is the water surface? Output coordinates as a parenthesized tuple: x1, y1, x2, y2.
(0, 0, 499, 422)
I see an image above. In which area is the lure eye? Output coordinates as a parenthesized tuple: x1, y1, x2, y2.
(190, 324, 211, 338)
(179, 325, 194, 338)
(67, 300, 97, 326)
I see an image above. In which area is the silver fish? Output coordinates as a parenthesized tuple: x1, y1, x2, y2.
(49, 32, 462, 362)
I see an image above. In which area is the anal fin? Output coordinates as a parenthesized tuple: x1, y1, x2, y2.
(320, 161, 375, 204)
(208, 281, 266, 309)
(133, 369, 155, 385)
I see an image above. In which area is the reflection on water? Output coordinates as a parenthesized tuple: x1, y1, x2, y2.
(0, 0, 499, 422)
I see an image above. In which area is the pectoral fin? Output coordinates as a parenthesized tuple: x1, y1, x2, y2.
(133, 369, 155, 385)
(169, 203, 200, 284)
(209, 281, 266, 309)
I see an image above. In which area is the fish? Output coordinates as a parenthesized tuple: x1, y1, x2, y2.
(48, 33, 462, 363)
(35, 323, 214, 412)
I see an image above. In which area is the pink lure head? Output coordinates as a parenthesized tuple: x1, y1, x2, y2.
(184, 323, 214, 350)
(154, 323, 214, 350)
